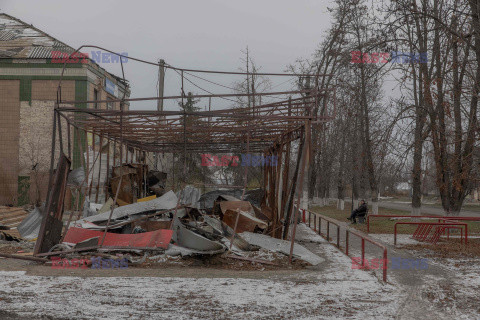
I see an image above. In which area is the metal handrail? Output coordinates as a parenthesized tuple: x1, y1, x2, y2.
(307, 210, 341, 247)
(345, 227, 388, 282)
(308, 210, 387, 282)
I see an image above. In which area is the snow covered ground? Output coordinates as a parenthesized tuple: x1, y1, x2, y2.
(0, 224, 403, 320)
(0, 269, 400, 320)
(0, 224, 478, 319)
(369, 233, 424, 245)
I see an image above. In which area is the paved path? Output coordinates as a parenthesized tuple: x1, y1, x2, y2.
(378, 201, 480, 217)
(302, 214, 476, 319)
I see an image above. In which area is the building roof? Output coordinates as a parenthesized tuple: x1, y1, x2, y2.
(0, 13, 74, 59)
(0, 13, 129, 87)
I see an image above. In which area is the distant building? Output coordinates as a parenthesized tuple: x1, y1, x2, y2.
(395, 182, 411, 195)
(0, 13, 130, 205)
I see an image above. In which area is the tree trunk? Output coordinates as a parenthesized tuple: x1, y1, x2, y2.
(337, 123, 347, 210)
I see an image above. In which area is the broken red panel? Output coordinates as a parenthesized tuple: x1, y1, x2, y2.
(63, 227, 172, 249)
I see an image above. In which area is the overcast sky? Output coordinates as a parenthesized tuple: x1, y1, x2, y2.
(2, 0, 333, 110)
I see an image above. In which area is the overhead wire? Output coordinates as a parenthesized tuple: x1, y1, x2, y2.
(172, 69, 238, 104)
(183, 70, 297, 102)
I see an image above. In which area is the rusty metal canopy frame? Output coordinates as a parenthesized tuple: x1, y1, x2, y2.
(57, 92, 330, 153)
(43, 46, 336, 247)
(52, 46, 335, 154)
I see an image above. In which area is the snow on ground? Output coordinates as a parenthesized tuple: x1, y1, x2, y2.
(0, 224, 406, 320)
(295, 224, 392, 284)
(0, 269, 401, 320)
(427, 255, 480, 315)
(5, 222, 480, 319)
(369, 233, 425, 246)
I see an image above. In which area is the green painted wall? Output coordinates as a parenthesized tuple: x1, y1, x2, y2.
(17, 176, 30, 206)
(19, 78, 32, 103)
(73, 79, 88, 169)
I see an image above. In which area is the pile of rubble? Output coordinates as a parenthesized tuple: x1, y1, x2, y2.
(0, 169, 322, 269)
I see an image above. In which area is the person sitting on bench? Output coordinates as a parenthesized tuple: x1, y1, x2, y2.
(348, 200, 367, 224)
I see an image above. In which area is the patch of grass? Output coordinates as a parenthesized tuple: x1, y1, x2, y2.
(403, 238, 480, 258)
(309, 203, 480, 235)
(309, 203, 417, 234)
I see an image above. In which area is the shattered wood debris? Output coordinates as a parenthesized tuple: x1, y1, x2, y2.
(0, 206, 29, 241)
(34, 154, 71, 255)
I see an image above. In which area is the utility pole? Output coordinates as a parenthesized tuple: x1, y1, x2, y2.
(245, 47, 251, 109)
(157, 59, 165, 112)
(155, 59, 166, 170)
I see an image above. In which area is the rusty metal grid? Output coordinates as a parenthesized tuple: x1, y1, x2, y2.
(57, 90, 329, 154)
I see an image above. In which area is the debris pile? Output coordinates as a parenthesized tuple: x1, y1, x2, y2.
(0, 206, 30, 241)
(1, 181, 322, 270)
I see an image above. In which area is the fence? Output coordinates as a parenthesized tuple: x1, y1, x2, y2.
(306, 209, 388, 282)
(394, 221, 468, 245)
(367, 214, 480, 233)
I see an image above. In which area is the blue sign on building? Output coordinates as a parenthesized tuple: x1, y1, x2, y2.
(105, 78, 118, 97)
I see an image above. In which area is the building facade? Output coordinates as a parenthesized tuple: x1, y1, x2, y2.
(0, 13, 130, 206)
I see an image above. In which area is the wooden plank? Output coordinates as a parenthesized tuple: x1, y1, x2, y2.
(0, 211, 28, 221)
(0, 207, 26, 215)
(225, 254, 278, 266)
(34, 154, 71, 255)
(0, 253, 48, 263)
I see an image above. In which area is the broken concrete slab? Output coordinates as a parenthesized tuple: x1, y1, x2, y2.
(240, 232, 324, 266)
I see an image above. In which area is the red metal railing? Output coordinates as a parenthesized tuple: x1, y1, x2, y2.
(394, 222, 468, 245)
(367, 214, 480, 233)
(345, 228, 388, 282)
(307, 210, 341, 247)
(308, 210, 387, 282)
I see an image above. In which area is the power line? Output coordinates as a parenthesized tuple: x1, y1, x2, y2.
(173, 69, 238, 104)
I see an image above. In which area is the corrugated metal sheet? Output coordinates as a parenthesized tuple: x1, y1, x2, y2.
(28, 46, 53, 58)
(0, 206, 29, 228)
(63, 227, 173, 249)
(0, 30, 17, 41)
(0, 13, 75, 59)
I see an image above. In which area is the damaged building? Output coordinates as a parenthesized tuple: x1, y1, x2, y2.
(0, 32, 335, 269)
(0, 13, 130, 206)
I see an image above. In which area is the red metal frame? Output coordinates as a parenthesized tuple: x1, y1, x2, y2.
(345, 228, 388, 282)
(308, 210, 341, 247)
(308, 210, 387, 282)
(394, 222, 468, 246)
(367, 214, 480, 233)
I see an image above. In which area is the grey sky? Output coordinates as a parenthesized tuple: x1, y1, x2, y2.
(1, 0, 333, 110)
